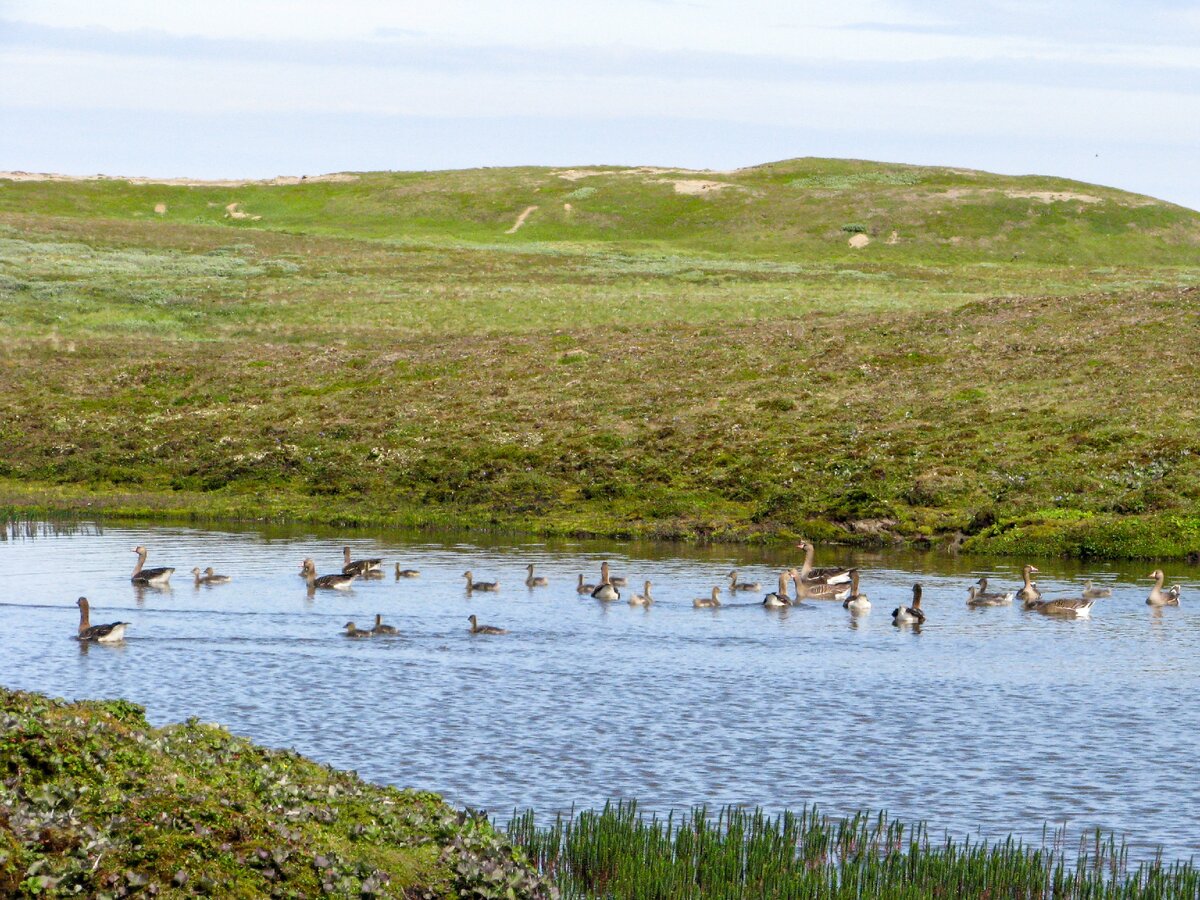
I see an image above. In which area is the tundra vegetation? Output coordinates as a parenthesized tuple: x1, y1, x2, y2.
(2, 159, 1199, 557)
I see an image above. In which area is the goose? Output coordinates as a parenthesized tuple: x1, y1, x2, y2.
(342, 546, 383, 577)
(1147, 570, 1181, 606)
(795, 568, 852, 601)
(76, 597, 129, 643)
(693, 587, 722, 608)
(600, 562, 628, 587)
(591, 562, 621, 601)
(576, 573, 597, 595)
(371, 614, 399, 635)
(394, 563, 421, 578)
(1016, 565, 1041, 605)
(795, 540, 852, 585)
(343, 621, 373, 638)
(1081, 580, 1112, 599)
(131, 546, 174, 585)
(1028, 596, 1095, 617)
(525, 564, 549, 587)
(629, 581, 653, 606)
(302, 558, 357, 591)
(468, 614, 508, 635)
(762, 571, 793, 608)
(841, 570, 870, 612)
(463, 571, 499, 592)
(966, 585, 1012, 607)
(892, 584, 925, 625)
(972, 577, 1014, 605)
(191, 567, 231, 585)
(728, 570, 762, 592)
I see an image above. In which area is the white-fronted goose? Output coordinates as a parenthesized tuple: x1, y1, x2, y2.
(343, 621, 373, 638)
(131, 546, 174, 585)
(76, 597, 128, 642)
(302, 558, 357, 590)
(795, 568, 851, 601)
(728, 571, 762, 592)
(841, 570, 870, 611)
(629, 581, 653, 606)
(342, 546, 383, 577)
(1028, 596, 1095, 617)
(371, 613, 399, 635)
(693, 587, 722, 608)
(892, 584, 925, 625)
(576, 573, 597, 595)
(1082, 580, 1112, 599)
(762, 572, 793, 608)
(394, 563, 421, 578)
(192, 567, 230, 585)
(468, 614, 508, 635)
(591, 562, 621, 601)
(795, 541, 851, 585)
(967, 584, 1012, 607)
(1147, 570, 1181, 606)
(463, 571, 499, 592)
(525, 564, 549, 587)
(1017, 565, 1041, 606)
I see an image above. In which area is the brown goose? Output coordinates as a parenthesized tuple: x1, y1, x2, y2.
(131, 546, 174, 585)
(629, 580, 653, 606)
(892, 584, 925, 625)
(591, 562, 621, 601)
(841, 570, 870, 611)
(1017, 565, 1041, 606)
(342, 546, 383, 577)
(601, 561, 628, 587)
(76, 597, 129, 642)
(468, 614, 508, 635)
(693, 587, 722, 608)
(394, 563, 421, 578)
(191, 567, 231, 585)
(371, 613, 399, 635)
(302, 559, 357, 590)
(525, 564, 549, 587)
(728, 570, 762, 592)
(795, 540, 852, 585)
(576, 573, 597, 595)
(762, 571, 793, 608)
(795, 567, 852, 601)
(343, 621, 373, 638)
(972, 577, 1014, 605)
(1082, 580, 1112, 599)
(463, 571, 499, 592)
(1028, 596, 1095, 617)
(1147, 570, 1181, 606)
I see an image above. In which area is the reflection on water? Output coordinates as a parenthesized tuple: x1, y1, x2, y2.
(1, 520, 1198, 860)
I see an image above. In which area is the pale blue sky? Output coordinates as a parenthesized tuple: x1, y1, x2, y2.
(2, 1, 1198, 208)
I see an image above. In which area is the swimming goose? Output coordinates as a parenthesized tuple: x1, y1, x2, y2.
(762, 571, 793, 608)
(693, 587, 722, 608)
(1081, 580, 1111, 599)
(191, 567, 231, 585)
(892, 584, 925, 625)
(1028, 596, 1095, 617)
(600, 562, 628, 587)
(371, 613, 399, 635)
(343, 621, 373, 638)
(841, 570, 870, 611)
(1147, 570, 1181, 606)
(468, 614, 508, 635)
(302, 559, 357, 590)
(629, 580, 653, 606)
(525, 564, 549, 587)
(966, 584, 1012, 607)
(795, 568, 852, 601)
(463, 571, 499, 592)
(795, 540, 852, 585)
(394, 563, 421, 578)
(76, 597, 129, 642)
(1016, 565, 1041, 605)
(576, 573, 597, 595)
(591, 563, 621, 601)
(728, 571, 762, 592)
(342, 546, 383, 577)
(131, 546, 174, 585)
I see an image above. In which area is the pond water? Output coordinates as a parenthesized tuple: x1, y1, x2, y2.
(2, 521, 1198, 861)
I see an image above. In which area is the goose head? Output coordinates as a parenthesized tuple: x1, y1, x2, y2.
(204, 567, 217, 577)
(911, 583, 923, 607)
(191, 567, 202, 576)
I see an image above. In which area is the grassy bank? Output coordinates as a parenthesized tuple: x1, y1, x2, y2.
(0, 687, 552, 898)
(2, 160, 1199, 557)
(506, 802, 1199, 899)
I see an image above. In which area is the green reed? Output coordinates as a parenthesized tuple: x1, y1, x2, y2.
(504, 803, 1200, 899)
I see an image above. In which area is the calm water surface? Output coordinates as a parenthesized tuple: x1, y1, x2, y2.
(2, 521, 1197, 860)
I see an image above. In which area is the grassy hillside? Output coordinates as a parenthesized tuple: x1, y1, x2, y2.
(0, 687, 550, 898)
(2, 159, 1199, 556)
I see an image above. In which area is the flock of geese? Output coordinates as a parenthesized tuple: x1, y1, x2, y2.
(75, 540, 1185, 643)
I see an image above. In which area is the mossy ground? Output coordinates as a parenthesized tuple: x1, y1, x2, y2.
(2, 159, 1199, 557)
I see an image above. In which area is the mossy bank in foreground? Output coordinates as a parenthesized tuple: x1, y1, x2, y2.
(0, 687, 553, 899)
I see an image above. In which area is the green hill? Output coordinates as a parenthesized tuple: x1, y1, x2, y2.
(2, 159, 1199, 556)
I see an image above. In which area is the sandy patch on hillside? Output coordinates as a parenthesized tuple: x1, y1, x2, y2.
(153, 203, 167, 215)
(658, 179, 734, 196)
(933, 187, 1102, 204)
(848, 233, 870, 249)
(224, 203, 261, 221)
(553, 166, 683, 181)
(886, 230, 899, 244)
(0, 171, 359, 187)
(506, 205, 538, 233)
